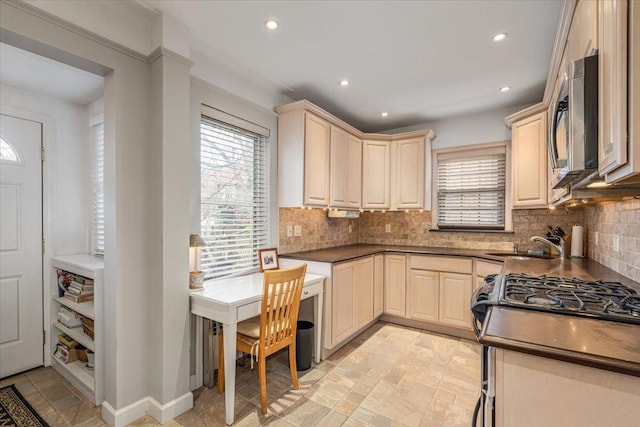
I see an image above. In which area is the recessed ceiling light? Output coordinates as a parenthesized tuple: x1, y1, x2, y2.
(264, 19, 279, 31)
(500, 86, 511, 92)
(381, 112, 388, 117)
(340, 79, 349, 87)
(493, 32, 508, 42)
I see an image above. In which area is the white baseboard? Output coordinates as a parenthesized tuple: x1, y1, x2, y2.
(101, 399, 148, 427)
(148, 392, 193, 424)
(101, 392, 193, 427)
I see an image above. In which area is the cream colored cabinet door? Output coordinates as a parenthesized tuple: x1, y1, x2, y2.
(407, 269, 439, 322)
(331, 261, 356, 345)
(329, 126, 348, 207)
(373, 255, 384, 318)
(354, 257, 374, 330)
(439, 272, 472, 328)
(362, 140, 391, 209)
(383, 254, 406, 316)
(512, 111, 548, 208)
(395, 137, 425, 209)
(346, 133, 362, 208)
(598, 0, 628, 175)
(330, 126, 361, 208)
(304, 112, 331, 206)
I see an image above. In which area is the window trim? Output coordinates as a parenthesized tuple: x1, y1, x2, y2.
(431, 141, 512, 232)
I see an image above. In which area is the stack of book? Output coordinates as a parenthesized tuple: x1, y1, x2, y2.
(64, 275, 94, 303)
(53, 333, 86, 364)
(57, 306, 82, 328)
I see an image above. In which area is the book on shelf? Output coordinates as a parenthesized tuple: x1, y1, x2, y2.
(57, 333, 78, 348)
(58, 310, 82, 328)
(64, 292, 94, 303)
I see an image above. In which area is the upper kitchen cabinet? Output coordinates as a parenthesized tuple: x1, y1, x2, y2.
(566, 0, 598, 63)
(277, 104, 332, 207)
(511, 111, 548, 208)
(330, 126, 362, 209)
(276, 99, 435, 210)
(394, 136, 427, 210)
(599, 0, 640, 183)
(362, 139, 391, 209)
(362, 132, 434, 210)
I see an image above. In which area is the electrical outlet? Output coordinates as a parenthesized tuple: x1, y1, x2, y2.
(595, 231, 599, 246)
(286, 225, 293, 238)
(613, 234, 620, 252)
(348, 224, 352, 233)
(385, 224, 391, 233)
(294, 225, 302, 237)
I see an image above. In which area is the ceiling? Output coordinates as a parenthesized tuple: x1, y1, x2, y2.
(143, 0, 563, 132)
(0, 42, 104, 105)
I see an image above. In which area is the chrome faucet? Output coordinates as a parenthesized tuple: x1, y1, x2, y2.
(530, 236, 565, 259)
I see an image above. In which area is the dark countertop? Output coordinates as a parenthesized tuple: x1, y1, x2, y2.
(281, 243, 640, 375)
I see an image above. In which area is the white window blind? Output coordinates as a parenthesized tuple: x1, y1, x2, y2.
(437, 147, 506, 230)
(200, 114, 269, 279)
(91, 122, 105, 255)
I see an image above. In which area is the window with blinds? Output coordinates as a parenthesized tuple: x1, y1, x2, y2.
(436, 146, 506, 230)
(91, 121, 105, 255)
(200, 112, 269, 279)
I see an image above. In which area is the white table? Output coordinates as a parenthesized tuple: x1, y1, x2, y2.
(190, 272, 325, 425)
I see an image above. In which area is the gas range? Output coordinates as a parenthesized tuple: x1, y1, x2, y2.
(472, 273, 640, 326)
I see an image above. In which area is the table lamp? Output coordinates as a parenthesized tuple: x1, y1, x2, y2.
(189, 233, 206, 290)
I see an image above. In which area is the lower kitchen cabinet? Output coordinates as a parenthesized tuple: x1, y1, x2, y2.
(407, 269, 439, 322)
(439, 272, 473, 328)
(495, 348, 640, 427)
(373, 255, 384, 318)
(404, 255, 474, 330)
(331, 256, 375, 346)
(383, 254, 407, 317)
(474, 259, 504, 289)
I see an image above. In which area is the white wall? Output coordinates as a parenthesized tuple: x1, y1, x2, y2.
(1, 84, 90, 256)
(387, 103, 535, 149)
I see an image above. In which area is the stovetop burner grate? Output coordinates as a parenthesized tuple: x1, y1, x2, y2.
(499, 273, 640, 325)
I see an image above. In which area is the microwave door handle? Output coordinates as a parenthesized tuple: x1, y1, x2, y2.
(548, 102, 559, 170)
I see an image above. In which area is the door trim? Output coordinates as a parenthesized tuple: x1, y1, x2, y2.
(1, 105, 53, 367)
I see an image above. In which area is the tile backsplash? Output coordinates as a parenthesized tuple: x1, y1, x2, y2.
(583, 198, 640, 282)
(279, 207, 583, 255)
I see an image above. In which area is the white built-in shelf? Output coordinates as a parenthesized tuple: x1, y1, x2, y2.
(50, 254, 104, 406)
(52, 296, 95, 319)
(53, 321, 94, 351)
(51, 355, 95, 401)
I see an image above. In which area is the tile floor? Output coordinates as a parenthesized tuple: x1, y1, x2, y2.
(1, 322, 480, 426)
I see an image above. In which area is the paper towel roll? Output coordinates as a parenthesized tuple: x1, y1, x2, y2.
(571, 225, 584, 257)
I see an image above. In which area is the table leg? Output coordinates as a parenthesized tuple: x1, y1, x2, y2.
(222, 322, 237, 425)
(314, 291, 323, 363)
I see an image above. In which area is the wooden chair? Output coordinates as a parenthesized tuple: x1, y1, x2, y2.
(217, 263, 307, 414)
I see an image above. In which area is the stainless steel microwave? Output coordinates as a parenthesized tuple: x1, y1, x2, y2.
(548, 54, 598, 189)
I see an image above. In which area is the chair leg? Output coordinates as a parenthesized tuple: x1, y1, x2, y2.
(258, 354, 268, 414)
(289, 343, 299, 390)
(217, 331, 224, 394)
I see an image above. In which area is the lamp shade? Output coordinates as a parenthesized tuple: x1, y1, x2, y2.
(190, 234, 206, 247)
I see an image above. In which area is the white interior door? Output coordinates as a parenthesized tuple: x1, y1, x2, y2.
(0, 113, 43, 378)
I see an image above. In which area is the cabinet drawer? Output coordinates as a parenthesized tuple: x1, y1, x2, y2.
(302, 281, 323, 300)
(475, 260, 504, 277)
(410, 256, 472, 274)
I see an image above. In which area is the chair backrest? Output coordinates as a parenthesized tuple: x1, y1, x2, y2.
(259, 263, 307, 352)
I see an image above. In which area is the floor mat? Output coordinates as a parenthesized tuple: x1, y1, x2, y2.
(0, 384, 49, 427)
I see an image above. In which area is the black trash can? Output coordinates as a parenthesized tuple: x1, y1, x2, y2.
(295, 320, 314, 371)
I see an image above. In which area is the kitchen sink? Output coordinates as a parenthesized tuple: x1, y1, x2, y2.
(485, 252, 558, 260)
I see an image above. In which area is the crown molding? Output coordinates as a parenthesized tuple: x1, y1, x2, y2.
(275, 99, 435, 142)
(504, 102, 547, 128)
(148, 46, 194, 67)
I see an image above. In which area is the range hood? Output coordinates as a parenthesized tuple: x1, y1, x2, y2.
(327, 210, 360, 219)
